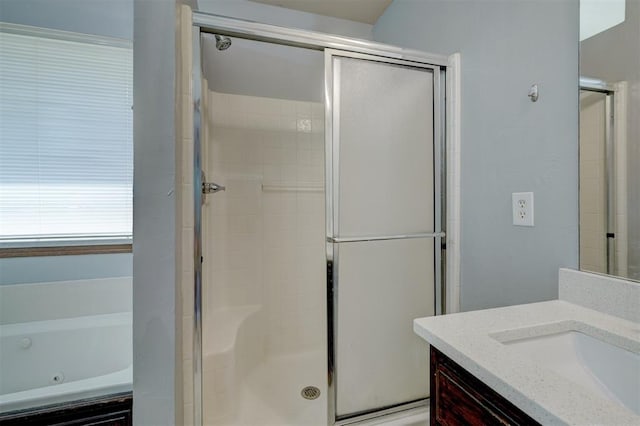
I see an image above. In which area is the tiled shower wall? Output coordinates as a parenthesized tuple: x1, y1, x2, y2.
(204, 91, 326, 357)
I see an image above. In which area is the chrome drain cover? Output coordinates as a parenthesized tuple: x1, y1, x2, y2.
(301, 386, 320, 400)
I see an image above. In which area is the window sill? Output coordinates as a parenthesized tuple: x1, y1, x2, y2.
(0, 244, 132, 258)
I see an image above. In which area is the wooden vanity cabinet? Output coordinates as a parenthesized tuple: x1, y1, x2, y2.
(0, 393, 132, 426)
(430, 346, 540, 426)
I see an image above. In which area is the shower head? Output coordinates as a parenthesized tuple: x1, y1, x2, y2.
(214, 34, 232, 51)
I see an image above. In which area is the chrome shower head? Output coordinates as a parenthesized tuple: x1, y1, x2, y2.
(215, 34, 232, 51)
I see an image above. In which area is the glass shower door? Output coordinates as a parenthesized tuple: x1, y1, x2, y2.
(326, 50, 441, 421)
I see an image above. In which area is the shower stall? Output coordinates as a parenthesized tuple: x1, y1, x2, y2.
(192, 12, 450, 426)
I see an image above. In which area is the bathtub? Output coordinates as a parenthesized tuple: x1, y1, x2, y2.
(0, 311, 132, 413)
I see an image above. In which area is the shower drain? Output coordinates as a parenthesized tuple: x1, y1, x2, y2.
(301, 386, 321, 400)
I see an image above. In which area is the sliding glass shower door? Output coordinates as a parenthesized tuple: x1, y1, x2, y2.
(326, 50, 441, 421)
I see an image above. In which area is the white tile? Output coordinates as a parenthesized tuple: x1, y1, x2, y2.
(182, 94, 194, 142)
(182, 228, 194, 273)
(263, 97, 283, 115)
(280, 134, 297, 152)
(312, 133, 324, 149)
(262, 131, 281, 149)
(297, 148, 312, 166)
(228, 94, 247, 113)
(183, 403, 194, 426)
(295, 101, 312, 118)
(281, 147, 297, 165)
(281, 165, 298, 182)
(263, 147, 283, 165)
(183, 358, 193, 404)
(296, 133, 312, 151)
(280, 116, 297, 132)
(182, 271, 194, 314)
(312, 117, 324, 134)
(183, 315, 193, 360)
(309, 166, 324, 182)
(311, 149, 324, 164)
(311, 102, 324, 118)
(246, 142, 264, 167)
(182, 184, 194, 227)
(182, 139, 194, 184)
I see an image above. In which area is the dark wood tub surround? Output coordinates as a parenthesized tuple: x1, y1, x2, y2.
(430, 346, 540, 426)
(0, 392, 132, 426)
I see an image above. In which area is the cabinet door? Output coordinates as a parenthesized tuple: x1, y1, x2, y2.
(0, 394, 133, 426)
(430, 347, 540, 426)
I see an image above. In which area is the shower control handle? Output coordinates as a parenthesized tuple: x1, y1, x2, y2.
(202, 181, 225, 194)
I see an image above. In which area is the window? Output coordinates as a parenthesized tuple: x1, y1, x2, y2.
(0, 24, 133, 250)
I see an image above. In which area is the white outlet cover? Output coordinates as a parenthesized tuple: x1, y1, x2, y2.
(512, 192, 534, 227)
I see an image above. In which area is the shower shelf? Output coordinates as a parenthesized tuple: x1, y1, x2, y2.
(261, 184, 324, 193)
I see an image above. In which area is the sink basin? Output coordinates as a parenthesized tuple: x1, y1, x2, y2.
(502, 331, 640, 415)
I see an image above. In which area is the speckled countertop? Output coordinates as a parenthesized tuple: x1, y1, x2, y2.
(415, 269, 640, 426)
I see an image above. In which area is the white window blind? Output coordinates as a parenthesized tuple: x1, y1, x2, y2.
(0, 25, 133, 244)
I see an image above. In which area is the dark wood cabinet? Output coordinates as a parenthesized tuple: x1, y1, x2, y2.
(430, 346, 540, 426)
(0, 392, 132, 426)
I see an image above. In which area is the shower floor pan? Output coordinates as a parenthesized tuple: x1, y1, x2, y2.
(207, 350, 326, 426)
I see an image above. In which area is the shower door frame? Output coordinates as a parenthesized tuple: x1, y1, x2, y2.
(191, 11, 451, 426)
(326, 48, 444, 424)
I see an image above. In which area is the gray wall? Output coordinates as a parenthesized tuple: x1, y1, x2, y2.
(374, 0, 580, 311)
(132, 0, 177, 424)
(0, 0, 133, 286)
(0, 0, 132, 40)
(197, 0, 373, 40)
(580, 0, 640, 280)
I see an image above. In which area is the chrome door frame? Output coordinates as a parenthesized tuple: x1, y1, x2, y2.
(579, 77, 616, 275)
(192, 23, 204, 426)
(192, 11, 449, 426)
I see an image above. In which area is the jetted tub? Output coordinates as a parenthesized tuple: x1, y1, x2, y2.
(0, 311, 132, 413)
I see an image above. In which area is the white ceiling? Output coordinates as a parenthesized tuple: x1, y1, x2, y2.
(249, 0, 393, 24)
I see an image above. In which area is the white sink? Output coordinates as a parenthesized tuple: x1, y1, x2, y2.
(502, 331, 640, 415)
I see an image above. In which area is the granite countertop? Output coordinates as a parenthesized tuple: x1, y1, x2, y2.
(415, 269, 640, 426)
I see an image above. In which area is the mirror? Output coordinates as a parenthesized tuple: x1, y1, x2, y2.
(579, 0, 639, 281)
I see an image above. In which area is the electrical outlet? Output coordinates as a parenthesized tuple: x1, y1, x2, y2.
(512, 192, 534, 226)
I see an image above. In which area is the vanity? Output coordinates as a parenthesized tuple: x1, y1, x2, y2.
(416, 268, 640, 425)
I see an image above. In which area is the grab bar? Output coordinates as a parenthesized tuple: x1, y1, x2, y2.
(262, 184, 324, 193)
(327, 232, 445, 243)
